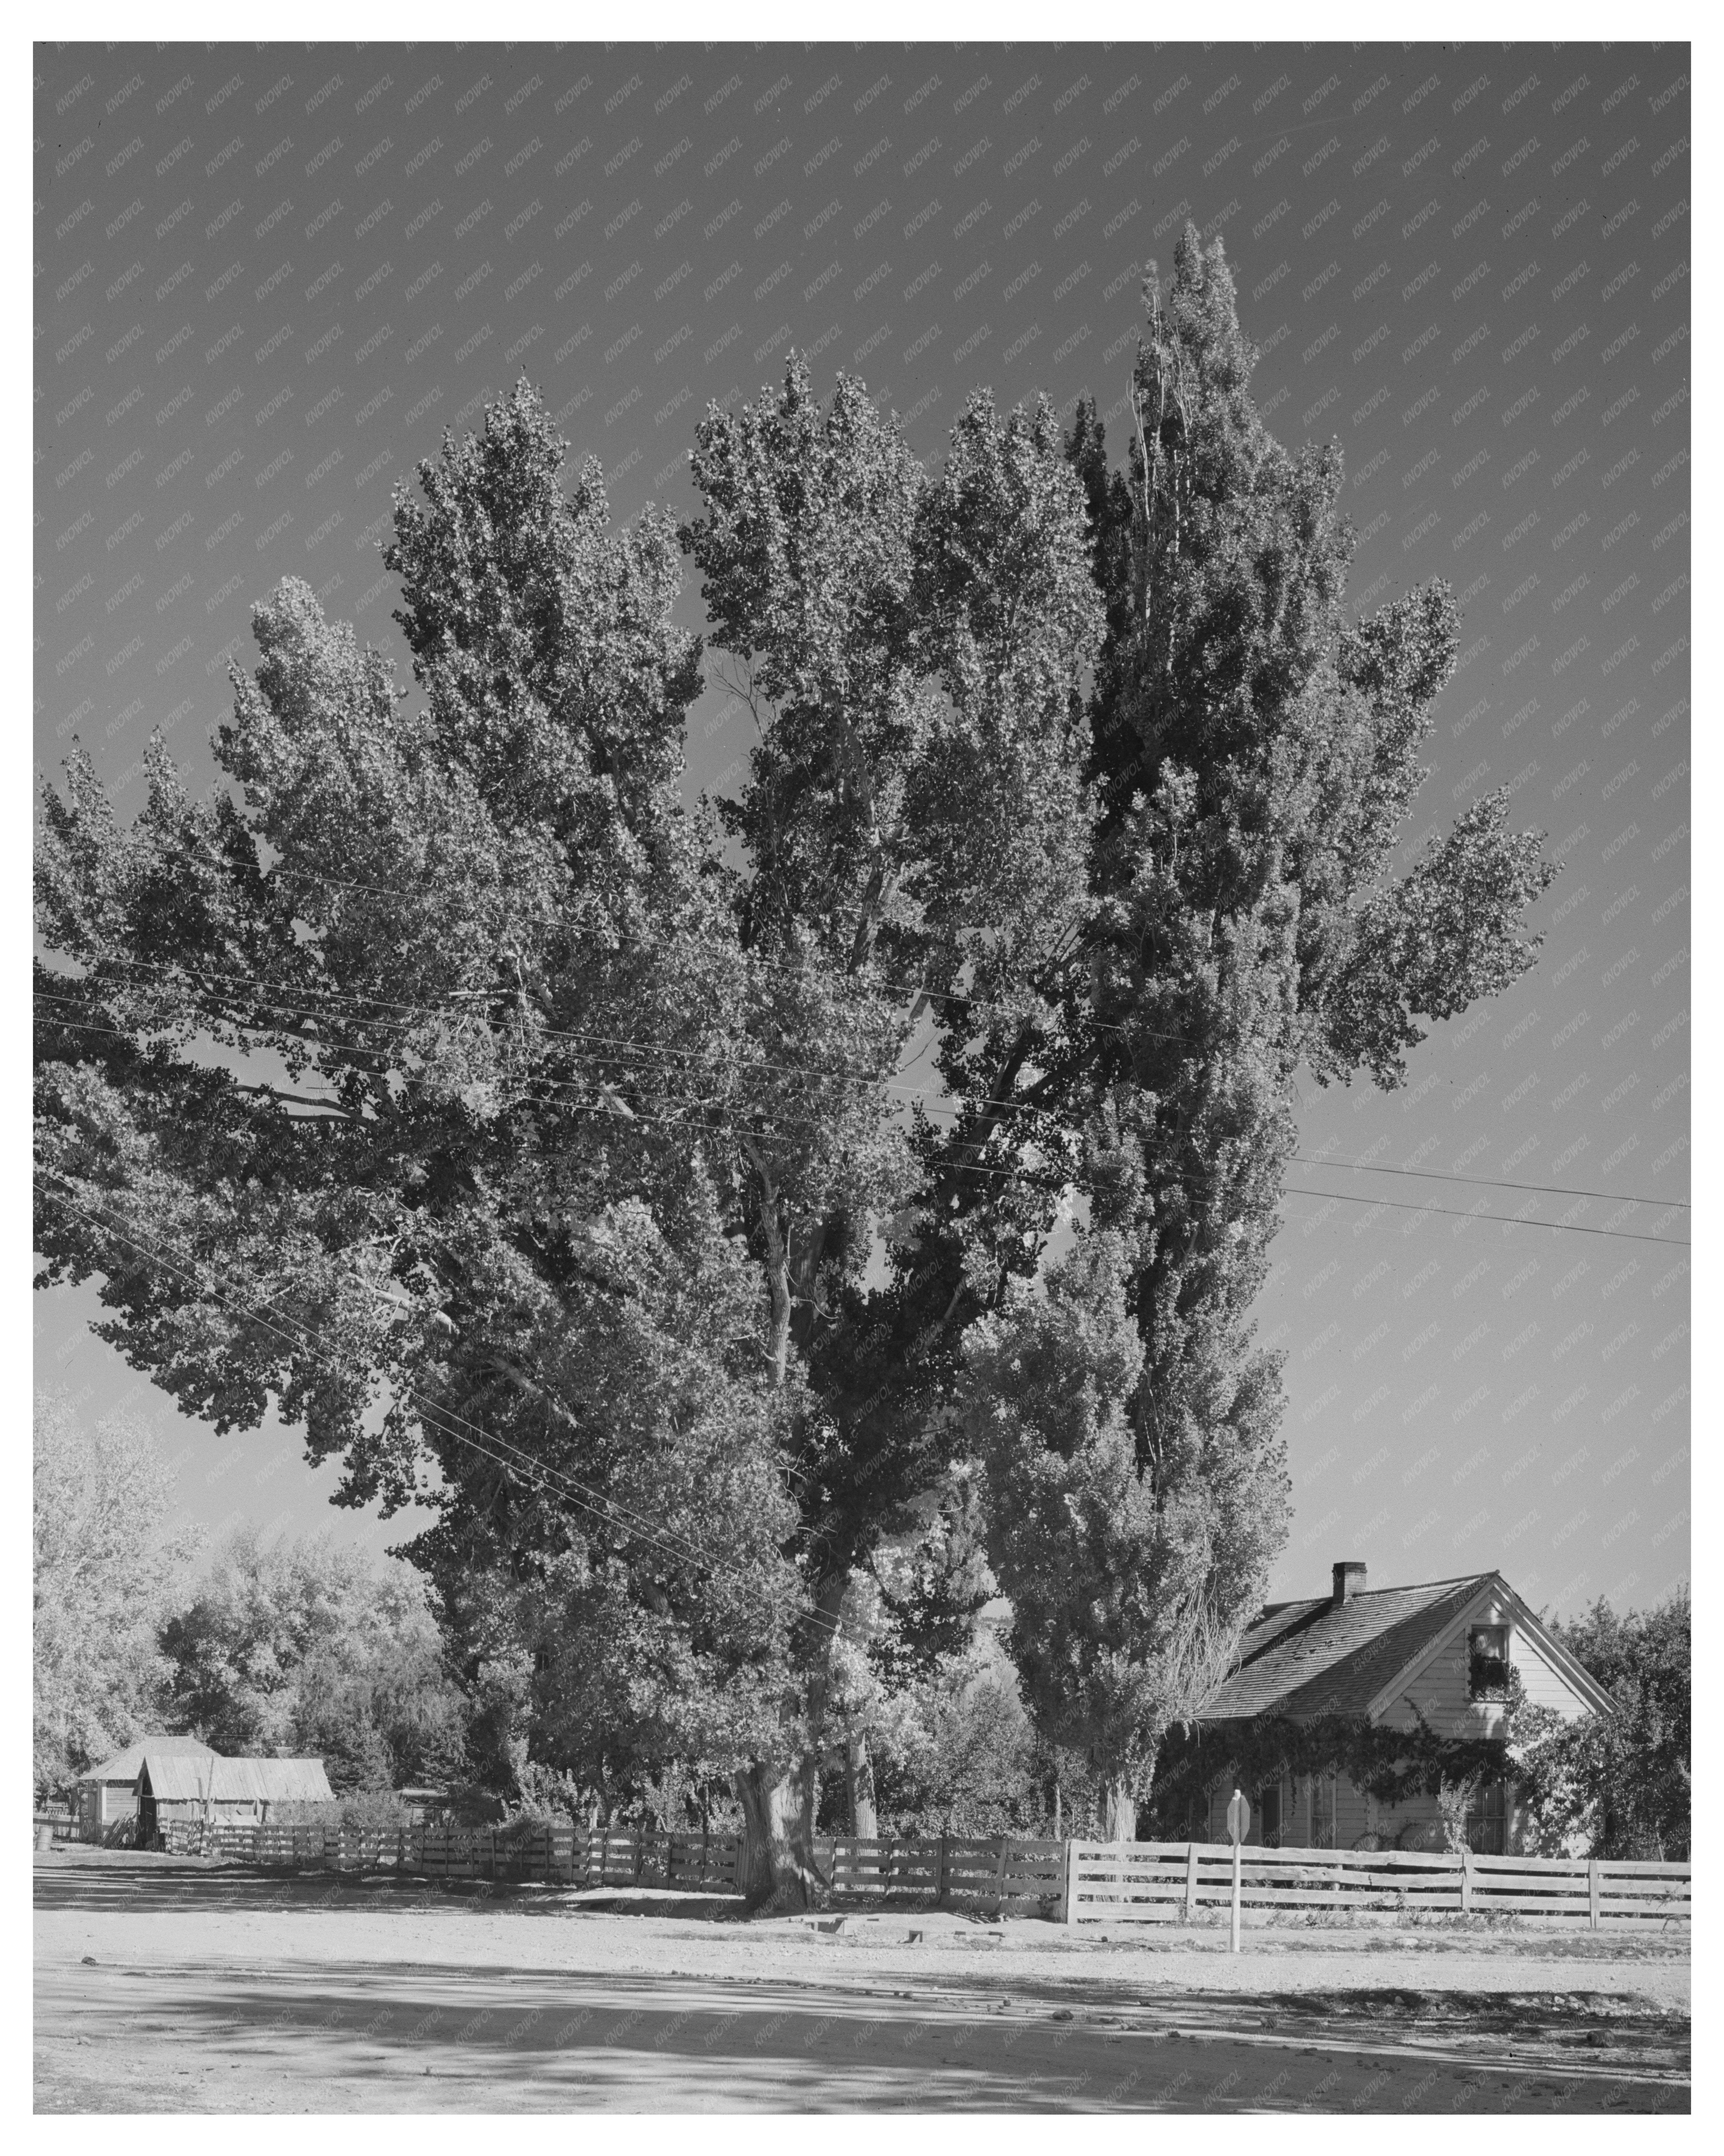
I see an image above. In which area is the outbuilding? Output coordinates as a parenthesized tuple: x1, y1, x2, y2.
(73, 1742, 334, 1844)
(135, 1753, 334, 1843)
(73, 1738, 216, 1844)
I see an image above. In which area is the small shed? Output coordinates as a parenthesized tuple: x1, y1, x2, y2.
(74, 1738, 216, 1842)
(133, 1753, 335, 1843)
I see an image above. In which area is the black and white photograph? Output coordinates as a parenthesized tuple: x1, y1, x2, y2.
(29, 6, 1695, 2118)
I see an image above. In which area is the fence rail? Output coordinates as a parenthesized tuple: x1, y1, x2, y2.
(139, 1820, 1689, 1930)
(1062, 1839, 1692, 1930)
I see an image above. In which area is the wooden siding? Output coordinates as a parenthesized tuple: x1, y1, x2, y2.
(1206, 1771, 1440, 1853)
(1375, 1584, 1594, 1736)
(1512, 1623, 1593, 1712)
(93, 1784, 138, 1827)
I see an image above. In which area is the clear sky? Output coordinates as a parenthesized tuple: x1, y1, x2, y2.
(35, 39, 1690, 1614)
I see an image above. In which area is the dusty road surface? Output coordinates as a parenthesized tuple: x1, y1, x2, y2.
(35, 1850, 1689, 2112)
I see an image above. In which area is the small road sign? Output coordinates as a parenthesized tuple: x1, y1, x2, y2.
(1227, 1788, 1248, 1953)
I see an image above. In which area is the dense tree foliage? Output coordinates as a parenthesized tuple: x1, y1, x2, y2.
(35, 228, 1561, 1879)
(35, 388, 809, 1884)
(160, 1528, 468, 1793)
(32, 1393, 198, 1799)
(1515, 1589, 1691, 1858)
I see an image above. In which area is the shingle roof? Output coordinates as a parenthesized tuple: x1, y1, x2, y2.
(1201, 1574, 1491, 1722)
(76, 1737, 216, 1786)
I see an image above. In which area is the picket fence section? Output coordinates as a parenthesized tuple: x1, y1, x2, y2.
(1062, 1840, 1692, 1930)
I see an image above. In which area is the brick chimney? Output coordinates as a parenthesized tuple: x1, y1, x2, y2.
(1332, 1560, 1367, 1606)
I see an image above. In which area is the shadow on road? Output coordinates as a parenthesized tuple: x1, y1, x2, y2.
(34, 1852, 749, 1923)
(34, 1855, 1690, 2112)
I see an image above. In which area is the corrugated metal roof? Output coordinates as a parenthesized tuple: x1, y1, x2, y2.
(76, 1736, 216, 1786)
(140, 1752, 219, 1800)
(209, 1757, 334, 1804)
(1202, 1575, 1490, 1722)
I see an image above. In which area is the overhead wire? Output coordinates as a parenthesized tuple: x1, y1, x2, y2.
(1291, 1153, 1689, 1213)
(66, 851, 1133, 1038)
(33, 1172, 851, 1641)
(1282, 1185, 1689, 1247)
(33, 1004, 1069, 1186)
(39, 974, 1689, 1237)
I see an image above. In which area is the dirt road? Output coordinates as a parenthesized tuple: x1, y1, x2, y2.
(34, 1851, 1690, 2112)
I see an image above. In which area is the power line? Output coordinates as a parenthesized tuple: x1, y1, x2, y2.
(1282, 1184, 1689, 1248)
(34, 1173, 849, 1640)
(55, 962, 1688, 1220)
(37, 962, 986, 1113)
(34, 1006, 1068, 1188)
(1292, 1153, 1689, 1213)
(38, 988, 1689, 1232)
(63, 852, 1127, 1036)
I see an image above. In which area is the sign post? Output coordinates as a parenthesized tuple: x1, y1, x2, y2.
(1226, 1788, 1250, 1953)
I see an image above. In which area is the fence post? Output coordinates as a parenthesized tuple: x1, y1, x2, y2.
(1057, 1838, 1075, 1925)
(1460, 1846, 1473, 1915)
(995, 1832, 1009, 1913)
(1588, 1859, 1601, 1932)
(1230, 1837, 1242, 1954)
(937, 1831, 949, 1907)
(633, 1829, 644, 1886)
(1185, 1842, 1200, 1925)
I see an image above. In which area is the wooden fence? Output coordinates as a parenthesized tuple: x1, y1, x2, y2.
(145, 1820, 1689, 1930)
(154, 1820, 1062, 1909)
(1061, 1840, 1692, 1930)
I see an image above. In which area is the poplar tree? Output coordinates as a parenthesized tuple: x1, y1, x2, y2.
(965, 230, 1556, 1835)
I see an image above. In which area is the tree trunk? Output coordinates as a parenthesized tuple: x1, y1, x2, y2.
(1103, 1777, 1138, 1842)
(742, 1142, 793, 1388)
(846, 1731, 878, 1839)
(735, 1758, 827, 1912)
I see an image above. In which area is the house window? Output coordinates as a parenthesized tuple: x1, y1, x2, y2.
(1466, 1778, 1508, 1856)
(1258, 1781, 1282, 1849)
(1468, 1623, 1510, 1701)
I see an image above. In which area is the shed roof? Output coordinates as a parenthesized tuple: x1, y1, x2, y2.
(76, 1736, 217, 1787)
(209, 1757, 334, 1804)
(138, 1752, 220, 1801)
(1201, 1574, 1493, 1722)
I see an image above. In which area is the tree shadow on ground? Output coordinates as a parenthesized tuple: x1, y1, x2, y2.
(38, 1948, 1689, 2113)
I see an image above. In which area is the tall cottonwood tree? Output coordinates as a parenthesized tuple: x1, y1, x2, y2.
(961, 229, 1557, 1835)
(35, 386, 806, 1879)
(678, 367, 1106, 1893)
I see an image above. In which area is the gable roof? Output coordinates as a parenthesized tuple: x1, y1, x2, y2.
(1370, 1573, 1618, 1721)
(1201, 1574, 1495, 1722)
(76, 1737, 216, 1787)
